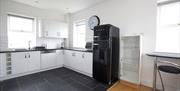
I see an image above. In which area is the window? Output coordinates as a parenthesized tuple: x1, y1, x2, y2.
(156, 1, 180, 53)
(73, 20, 86, 48)
(8, 14, 36, 49)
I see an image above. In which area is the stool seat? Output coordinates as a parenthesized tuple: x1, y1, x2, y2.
(158, 65, 180, 74)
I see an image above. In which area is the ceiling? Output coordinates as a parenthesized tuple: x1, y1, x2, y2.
(11, 0, 107, 13)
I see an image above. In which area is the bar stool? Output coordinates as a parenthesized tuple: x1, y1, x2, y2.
(157, 61, 180, 91)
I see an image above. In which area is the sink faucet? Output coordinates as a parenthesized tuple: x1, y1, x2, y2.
(28, 41, 31, 50)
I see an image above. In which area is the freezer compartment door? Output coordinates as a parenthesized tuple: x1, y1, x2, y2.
(93, 41, 111, 83)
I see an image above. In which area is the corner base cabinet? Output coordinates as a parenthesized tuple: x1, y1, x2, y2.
(63, 50, 92, 76)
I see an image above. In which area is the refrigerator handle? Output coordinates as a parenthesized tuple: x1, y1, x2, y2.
(94, 36, 99, 38)
(82, 53, 85, 58)
(93, 43, 99, 46)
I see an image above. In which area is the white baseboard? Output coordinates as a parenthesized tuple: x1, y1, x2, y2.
(141, 80, 153, 88)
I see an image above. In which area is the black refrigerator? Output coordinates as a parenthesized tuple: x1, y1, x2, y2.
(93, 24, 120, 85)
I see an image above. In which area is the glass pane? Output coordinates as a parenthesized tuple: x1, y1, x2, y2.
(73, 21, 86, 48)
(8, 15, 35, 49)
(9, 16, 33, 32)
(156, 2, 180, 53)
(8, 31, 36, 49)
(159, 3, 180, 25)
(156, 27, 180, 53)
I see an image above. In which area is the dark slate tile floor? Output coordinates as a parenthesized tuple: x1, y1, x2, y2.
(0, 67, 109, 91)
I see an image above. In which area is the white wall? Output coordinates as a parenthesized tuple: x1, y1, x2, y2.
(69, 0, 180, 90)
(69, 0, 157, 53)
(0, 0, 67, 50)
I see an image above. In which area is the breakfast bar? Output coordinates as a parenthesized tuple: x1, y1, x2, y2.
(147, 52, 180, 91)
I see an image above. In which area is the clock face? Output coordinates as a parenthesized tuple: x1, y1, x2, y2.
(88, 15, 100, 30)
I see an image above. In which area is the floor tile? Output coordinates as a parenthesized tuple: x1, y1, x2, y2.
(69, 81, 91, 91)
(37, 82, 56, 91)
(0, 67, 109, 91)
(46, 76, 70, 90)
(91, 84, 108, 91)
(2, 79, 20, 91)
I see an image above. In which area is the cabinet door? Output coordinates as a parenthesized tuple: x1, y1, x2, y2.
(41, 53, 57, 69)
(56, 50, 64, 66)
(41, 20, 68, 38)
(70, 51, 78, 69)
(75, 52, 84, 71)
(63, 50, 72, 67)
(0, 53, 7, 77)
(83, 53, 93, 75)
(11, 52, 28, 74)
(28, 52, 40, 71)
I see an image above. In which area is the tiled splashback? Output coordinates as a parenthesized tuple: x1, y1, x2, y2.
(36, 38, 64, 49)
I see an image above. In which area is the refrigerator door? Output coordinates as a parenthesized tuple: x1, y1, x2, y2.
(94, 25, 110, 41)
(93, 24, 120, 85)
(93, 40, 111, 83)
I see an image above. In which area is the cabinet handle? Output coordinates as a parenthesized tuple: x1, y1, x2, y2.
(82, 53, 85, 58)
(28, 54, 30, 58)
(25, 54, 27, 58)
(94, 36, 99, 38)
(93, 43, 99, 46)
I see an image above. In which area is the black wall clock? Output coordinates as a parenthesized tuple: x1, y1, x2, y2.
(88, 15, 100, 30)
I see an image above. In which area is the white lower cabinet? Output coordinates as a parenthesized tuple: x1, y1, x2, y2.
(63, 50, 93, 76)
(82, 52, 92, 75)
(0, 53, 7, 77)
(11, 51, 40, 75)
(11, 52, 28, 74)
(28, 52, 41, 72)
(1, 49, 92, 80)
(63, 50, 73, 67)
(41, 52, 57, 69)
(56, 50, 64, 66)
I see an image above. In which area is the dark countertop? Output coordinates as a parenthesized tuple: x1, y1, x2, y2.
(0, 48, 93, 53)
(147, 52, 180, 59)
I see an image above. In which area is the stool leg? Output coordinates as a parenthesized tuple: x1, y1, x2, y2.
(158, 69, 165, 91)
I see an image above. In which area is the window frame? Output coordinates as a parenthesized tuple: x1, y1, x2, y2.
(73, 19, 87, 48)
(7, 13, 37, 49)
(156, 1, 180, 53)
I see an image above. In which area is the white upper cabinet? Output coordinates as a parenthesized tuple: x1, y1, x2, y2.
(40, 19, 68, 38)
